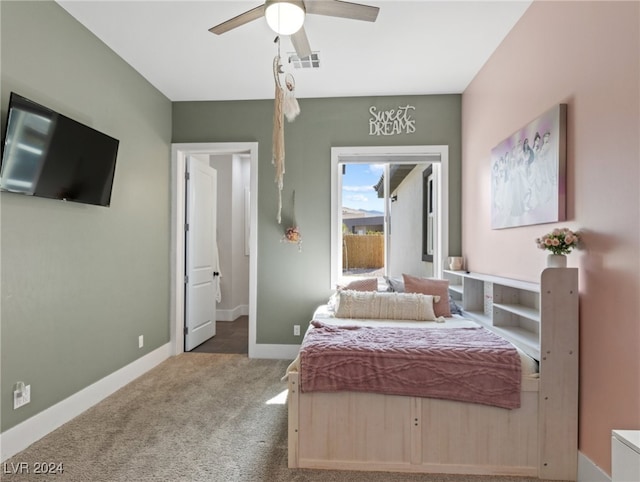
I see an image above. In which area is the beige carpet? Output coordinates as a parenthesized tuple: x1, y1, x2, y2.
(3, 354, 560, 481)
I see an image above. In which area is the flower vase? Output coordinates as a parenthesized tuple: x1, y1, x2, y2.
(547, 254, 567, 268)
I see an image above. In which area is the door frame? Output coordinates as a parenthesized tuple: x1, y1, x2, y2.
(170, 142, 258, 356)
(331, 145, 449, 288)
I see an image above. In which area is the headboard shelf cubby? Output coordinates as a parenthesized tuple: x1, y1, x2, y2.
(443, 267, 579, 480)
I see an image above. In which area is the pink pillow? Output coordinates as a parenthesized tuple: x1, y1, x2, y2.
(338, 278, 378, 292)
(402, 274, 451, 317)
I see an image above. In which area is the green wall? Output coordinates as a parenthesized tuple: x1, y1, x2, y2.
(1, 1, 172, 431)
(0, 0, 462, 434)
(173, 95, 462, 345)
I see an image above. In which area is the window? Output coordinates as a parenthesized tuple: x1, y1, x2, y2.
(331, 146, 449, 289)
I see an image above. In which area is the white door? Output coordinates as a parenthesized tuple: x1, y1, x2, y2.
(185, 156, 218, 351)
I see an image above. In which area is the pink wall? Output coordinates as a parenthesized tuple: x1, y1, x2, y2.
(462, 1, 639, 475)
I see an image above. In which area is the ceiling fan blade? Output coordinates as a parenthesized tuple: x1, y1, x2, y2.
(304, 0, 379, 22)
(291, 26, 312, 59)
(209, 5, 265, 35)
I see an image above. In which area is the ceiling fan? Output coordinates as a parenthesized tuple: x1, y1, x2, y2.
(209, 0, 380, 59)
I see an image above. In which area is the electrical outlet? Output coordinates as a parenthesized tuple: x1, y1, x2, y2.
(138, 335, 144, 348)
(13, 384, 30, 409)
(293, 325, 300, 336)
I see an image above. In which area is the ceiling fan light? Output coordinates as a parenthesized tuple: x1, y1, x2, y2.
(265, 0, 305, 35)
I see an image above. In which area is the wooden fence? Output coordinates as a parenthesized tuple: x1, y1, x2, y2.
(342, 234, 384, 269)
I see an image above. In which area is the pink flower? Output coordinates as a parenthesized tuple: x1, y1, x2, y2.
(535, 227, 580, 256)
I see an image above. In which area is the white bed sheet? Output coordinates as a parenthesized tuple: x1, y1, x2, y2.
(290, 304, 539, 379)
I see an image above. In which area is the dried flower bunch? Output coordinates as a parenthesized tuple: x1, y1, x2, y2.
(535, 227, 579, 255)
(285, 226, 300, 243)
(282, 226, 302, 252)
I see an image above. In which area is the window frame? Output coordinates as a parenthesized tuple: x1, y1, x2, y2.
(330, 145, 449, 289)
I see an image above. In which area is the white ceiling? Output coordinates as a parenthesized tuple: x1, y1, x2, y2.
(56, 0, 532, 102)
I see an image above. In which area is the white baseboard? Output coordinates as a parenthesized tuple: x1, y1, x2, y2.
(579, 451, 611, 482)
(249, 343, 300, 360)
(216, 304, 249, 321)
(0, 343, 172, 462)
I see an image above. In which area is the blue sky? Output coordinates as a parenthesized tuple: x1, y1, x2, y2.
(342, 163, 384, 213)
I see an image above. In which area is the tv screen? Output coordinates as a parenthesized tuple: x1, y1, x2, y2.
(0, 92, 119, 207)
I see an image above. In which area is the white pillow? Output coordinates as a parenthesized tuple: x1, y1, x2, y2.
(334, 290, 441, 321)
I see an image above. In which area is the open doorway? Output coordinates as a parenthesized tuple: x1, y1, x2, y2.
(331, 146, 449, 289)
(170, 142, 259, 357)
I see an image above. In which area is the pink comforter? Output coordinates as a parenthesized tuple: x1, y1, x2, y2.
(300, 321, 521, 409)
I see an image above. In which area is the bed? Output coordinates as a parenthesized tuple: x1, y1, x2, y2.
(286, 269, 579, 480)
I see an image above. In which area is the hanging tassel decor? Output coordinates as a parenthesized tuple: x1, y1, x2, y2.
(283, 73, 300, 122)
(272, 54, 285, 224)
(271, 36, 302, 225)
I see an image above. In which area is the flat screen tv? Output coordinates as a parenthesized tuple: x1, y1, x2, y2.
(0, 92, 119, 207)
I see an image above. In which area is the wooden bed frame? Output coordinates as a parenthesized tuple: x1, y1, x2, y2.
(287, 268, 579, 480)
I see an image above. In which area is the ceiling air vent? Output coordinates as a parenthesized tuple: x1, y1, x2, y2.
(288, 52, 320, 69)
